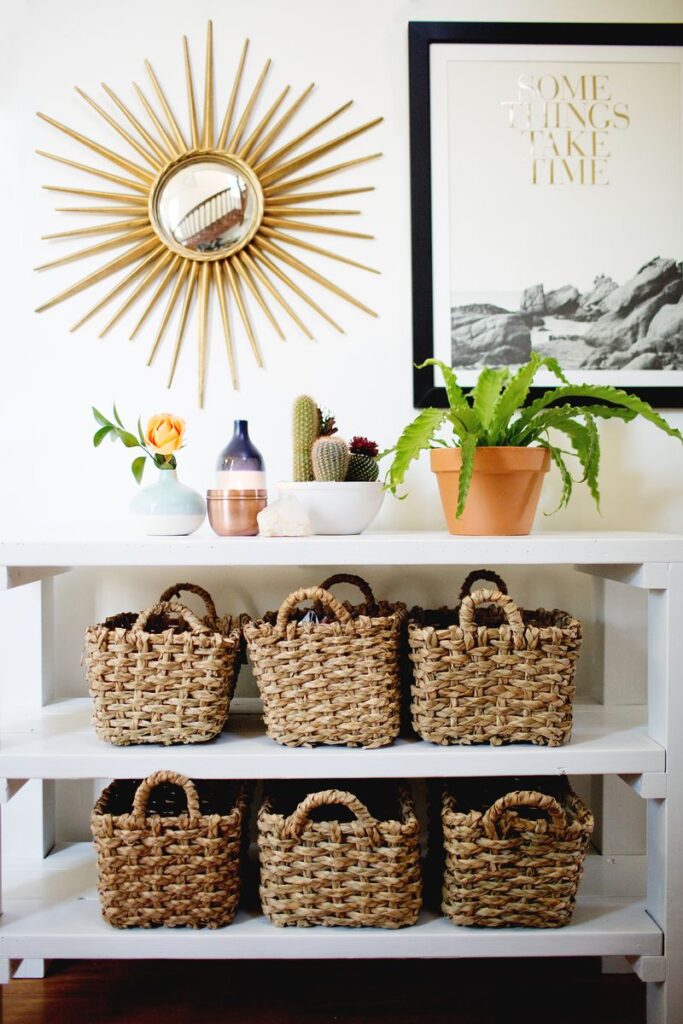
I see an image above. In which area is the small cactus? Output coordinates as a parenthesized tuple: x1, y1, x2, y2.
(312, 436, 350, 482)
(292, 395, 321, 482)
(347, 453, 379, 482)
(346, 436, 379, 482)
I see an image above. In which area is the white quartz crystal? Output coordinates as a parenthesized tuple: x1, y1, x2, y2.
(257, 494, 312, 537)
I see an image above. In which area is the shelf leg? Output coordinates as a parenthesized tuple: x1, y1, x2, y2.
(0, 580, 56, 860)
(13, 959, 47, 979)
(646, 563, 683, 1024)
(0, 960, 10, 985)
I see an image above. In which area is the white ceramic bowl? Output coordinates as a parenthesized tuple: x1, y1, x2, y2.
(276, 481, 385, 535)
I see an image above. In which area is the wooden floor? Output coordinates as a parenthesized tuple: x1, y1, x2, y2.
(0, 958, 645, 1024)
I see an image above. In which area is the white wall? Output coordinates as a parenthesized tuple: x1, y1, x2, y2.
(0, 0, 682, 534)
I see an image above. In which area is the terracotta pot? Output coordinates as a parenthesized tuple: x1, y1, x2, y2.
(430, 446, 551, 536)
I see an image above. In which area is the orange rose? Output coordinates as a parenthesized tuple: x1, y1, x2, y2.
(145, 413, 185, 455)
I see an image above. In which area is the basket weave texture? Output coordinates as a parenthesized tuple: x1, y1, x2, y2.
(92, 770, 248, 928)
(85, 583, 242, 746)
(258, 785, 422, 928)
(408, 570, 582, 746)
(441, 780, 594, 928)
(245, 574, 405, 747)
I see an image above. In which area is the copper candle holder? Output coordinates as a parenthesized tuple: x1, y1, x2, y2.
(206, 489, 267, 537)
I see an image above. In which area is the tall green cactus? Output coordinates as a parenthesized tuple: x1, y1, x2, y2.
(292, 395, 321, 481)
(312, 436, 350, 482)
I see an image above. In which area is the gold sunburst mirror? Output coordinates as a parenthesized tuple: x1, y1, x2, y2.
(35, 22, 382, 405)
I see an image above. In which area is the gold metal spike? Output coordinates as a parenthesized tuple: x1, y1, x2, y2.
(253, 236, 378, 317)
(37, 151, 148, 193)
(259, 226, 379, 274)
(227, 59, 271, 153)
(233, 256, 286, 341)
(99, 250, 174, 337)
(35, 226, 154, 271)
(183, 36, 200, 149)
(35, 237, 158, 312)
(262, 206, 360, 217)
(224, 259, 262, 366)
(265, 186, 375, 205)
(147, 260, 190, 364)
(71, 247, 165, 331)
(37, 113, 153, 182)
(238, 86, 290, 161)
(202, 21, 214, 149)
(248, 83, 314, 166)
(101, 83, 172, 163)
(144, 60, 187, 152)
(168, 262, 199, 386)
(217, 38, 249, 150)
(44, 185, 147, 205)
(36, 23, 381, 400)
(254, 100, 353, 175)
(259, 118, 383, 187)
(131, 254, 182, 339)
(252, 247, 343, 333)
(262, 217, 372, 240)
(133, 83, 180, 156)
(264, 153, 382, 194)
(74, 87, 161, 170)
(55, 205, 149, 216)
(213, 261, 238, 388)
(197, 262, 211, 405)
(42, 218, 149, 240)
(239, 248, 313, 339)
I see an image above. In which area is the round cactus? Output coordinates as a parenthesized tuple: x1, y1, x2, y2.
(312, 436, 350, 482)
(292, 395, 321, 482)
(346, 436, 380, 481)
(346, 453, 379, 482)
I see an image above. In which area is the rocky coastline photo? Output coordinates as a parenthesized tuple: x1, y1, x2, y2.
(451, 257, 683, 372)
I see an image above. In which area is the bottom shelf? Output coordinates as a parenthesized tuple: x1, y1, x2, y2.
(0, 844, 662, 961)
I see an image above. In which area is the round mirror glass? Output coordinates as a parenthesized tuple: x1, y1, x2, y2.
(153, 158, 261, 257)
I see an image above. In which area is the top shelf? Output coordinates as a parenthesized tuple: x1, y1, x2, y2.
(2, 530, 683, 571)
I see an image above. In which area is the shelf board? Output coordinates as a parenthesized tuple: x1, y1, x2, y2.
(0, 700, 663, 779)
(0, 844, 661, 960)
(2, 530, 683, 572)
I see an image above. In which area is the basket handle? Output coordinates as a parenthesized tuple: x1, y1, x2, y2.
(158, 583, 218, 623)
(317, 573, 378, 613)
(458, 570, 508, 600)
(132, 601, 209, 634)
(482, 791, 568, 840)
(282, 789, 382, 845)
(132, 770, 201, 820)
(275, 587, 353, 632)
(458, 589, 524, 630)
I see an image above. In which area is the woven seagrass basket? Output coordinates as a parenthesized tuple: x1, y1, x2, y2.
(245, 574, 405, 747)
(92, 770, 248, 928)
(258, 783, 422, 927)
(408, 570, 582, 746)
(85, 583, 243, 746)
(440, 777, 594, 928)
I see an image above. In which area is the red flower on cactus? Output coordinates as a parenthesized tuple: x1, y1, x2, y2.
(350, 436, 379, 458)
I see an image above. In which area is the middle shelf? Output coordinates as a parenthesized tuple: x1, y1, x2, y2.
(0, 699, 663, 779)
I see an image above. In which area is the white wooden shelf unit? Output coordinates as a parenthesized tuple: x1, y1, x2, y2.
(0, 531, 681, 1024)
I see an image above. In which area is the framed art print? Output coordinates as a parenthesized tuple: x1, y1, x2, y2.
(409, 22, 683, 407)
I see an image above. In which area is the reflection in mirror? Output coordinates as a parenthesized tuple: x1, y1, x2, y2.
(155, 159, 259, 255)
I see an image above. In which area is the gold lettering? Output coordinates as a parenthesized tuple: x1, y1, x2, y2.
(613, 102, 630, 128)
(506, 69, 629, 186)
(587, 102, 610, 130)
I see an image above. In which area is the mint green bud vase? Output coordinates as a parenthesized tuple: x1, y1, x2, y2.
(130, 469, 205, 536)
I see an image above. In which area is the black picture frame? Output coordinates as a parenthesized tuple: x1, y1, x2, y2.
(409, 21, 683, 409)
